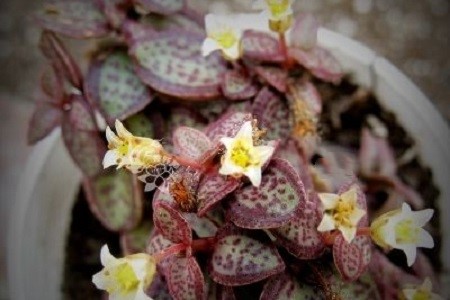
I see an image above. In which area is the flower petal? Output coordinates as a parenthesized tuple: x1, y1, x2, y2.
(219, 158, 244, 175)
(235, 121, 253, 142)
(220, 136, 235, 150)
(201, 38, 220, 57)
(106, 126, 120, 145)
(115, 119, 133, 139)
(255, 145, 275, 166)
(244, 166, 262, 187)
(413, 208, 434, 227)
(103, 150, 118, 169)
(340, 226, 357, 243)
(100, 244, 117, 266)
(349, 207, 366, 225)
(92, 271, 109, 290)
(400, 244, 417, 266)
(340, 187, 357, 203)
(318, 193, 339, 210)
(222, 43, 241, 60)
(317, 214, 336, 232)
(134, 284, 153, 300)
(417, 229, 434, 248)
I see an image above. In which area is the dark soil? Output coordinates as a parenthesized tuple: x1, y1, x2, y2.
(62, 78, 441, 299)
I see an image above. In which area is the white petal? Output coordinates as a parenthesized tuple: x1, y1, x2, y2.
(340, 187, 357, 203)
(127, 255, 153, 281)
(106, 126, 118, 144)
(317, 214, 336, 232)
(115, 119, 132, 139)
(134, 284, 153, 300)
(349, 207, 366, 225)
(244, 166, 262, 187)
(219, 158, 244, 176)
(201, 38, 220, 57)
(400, 244, 417, 266)
(235, 121, 253, 142)
(100, 244, 117, 266)
(413, 208, 434, 227)
(92, 271, 108, 290)
(220, 137, 235, 149)
(417, 229, 434, 248)
(401, 202, 413, 214)
(402, 288, 416, 300)
(340, 226, 357, 243)
(252, 0, 266, 10)
(103, 150, 118, 168)
(223, 43, 241, 60)
(110, 291, 136, 300)
(256, 145, 275, 166)
(318, 193, 339, 210)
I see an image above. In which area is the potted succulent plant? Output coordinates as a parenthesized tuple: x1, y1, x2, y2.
(8, 0, 450, 299)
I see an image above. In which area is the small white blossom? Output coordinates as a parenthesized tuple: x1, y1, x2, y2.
(253, 0, 294, 21)
(92, 245, 156, 300)
(219, 121, 275, 187)
(370, 203, 434, 266)
(401, 278, 443, 300)
(317, 186, 366, 243)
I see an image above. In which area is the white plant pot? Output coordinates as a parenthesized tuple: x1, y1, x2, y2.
(7, 29, 450, 300)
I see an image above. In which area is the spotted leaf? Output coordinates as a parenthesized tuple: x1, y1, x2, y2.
(120, 220, 153, 255)
(204, 111, 252, 144)
(83, 169, 143, 231)
(260, 272, 320, 300)
(85, 52, 153, 125)
(34, 0, 109, 38)
(167, 256, 206, 300)
(333, 234, 372, 282)
(328, 270, 381, 300)
(147, 229, 175, 276)
(173, 126, 212, 161)
(123, 112, 156, 138)
(146, 272, 172, 300)
(153, 201, 192, 244)
(131, 30, 226, 99)
(252, 87, 291, 142)
(222, 70, 258, 100)
(183, 213, 218, 238)
(255, 66, 287, 93)
(271, 200, 325, 259)
(197, 173, 240, 217)
(242, 30, 284, 62)
(210, 224, 285, 286)
(228, 158, 305, 229)
(62, 95, 105, 177)
(290, 47, 343, 84)
(134, 0, 185, 15)
(27, 102, 62, 145)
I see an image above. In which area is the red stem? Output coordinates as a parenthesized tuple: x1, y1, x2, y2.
(152, 237, 216, 263)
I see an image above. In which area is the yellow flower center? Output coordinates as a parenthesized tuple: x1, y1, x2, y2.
(412, 290, 432, 300)
(395, 219, 420, 244)
(211, 28, 238, 49)
(332, 198, 356, 227)
(230, 139, 259, 168)
(266, 0, 291, 18)
(106, 263, 140, 294)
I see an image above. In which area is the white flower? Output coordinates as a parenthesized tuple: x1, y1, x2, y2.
(219, 121, 275, 187)
(401, 278, 443, 300)
(103, 119, 169, 171)
(370, 203, 434, 266)
(253, 0, 294, 21)
(92, 245, 156, 300)
(317, 186, 366, 243)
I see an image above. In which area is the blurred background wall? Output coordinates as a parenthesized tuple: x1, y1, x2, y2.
(0, 0, 449, 299)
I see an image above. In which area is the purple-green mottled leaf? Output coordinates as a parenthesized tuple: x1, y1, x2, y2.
(85, 52, 153, 125)
(204, 111, 252, 144)
(255, 66, 287, 93)
(333, 234, 372, 282)
(97, 0, 127, 29)
(289, 47, 343, 84)
(197, 172, 240, 217)
(252, 87, 292, 142)
(120, 220, 153, 254)
(62, 95, 105, 177)
(290, 13, 319, 50)
(134, 0, 185, 15)
(242, 30, 284, 62)
(131, 30, 226, 99)
(153, 202, 192, 244)
(83, 169, 143, 231)
(27, 102, 62, 145)
(39, 31, 82, 89)
(34, 0, 109, 38)
(173, 126, 212, 161)
(167, 257, 206, 300)
(147, 230, 175, 275)
(222, 70, 258, 100)
(40, 66, 64, 103)
(168, 106, 206, 133)
(228, 158, 305, 229)
(328, 270, 381, 300)
(211, 224, 285, 286)
(260, 272, 320, 300)
(146, 272, 172, 300)
(124, 112, 155, 138)
(196, 99, 229, 123)
(271, 200, 325, 259)
(183, 213, 218, 238)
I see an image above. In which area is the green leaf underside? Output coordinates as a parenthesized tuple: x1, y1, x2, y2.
(197, 173, 240, 217)
(83, 169, 141, 231)
(168, 257, 206, 300)
(242, 30, 284, 62)
(328, 271, 381, 299)
(260, 272, 320, 300)
(86, 52, 152, 124)
(271, 200, 325, 259)
(120, 220, 153, 254)
(222, 70, 258, 100)
(211, 231, 285, 286)
(35, 0, 109, 38)
(252, 88, 292, 142)
(228, 158, 305, 229)
(132, 30, 226, 98)
(124, 112, 155, 138)
(204, 112, 253, 144)
(135, 0, 184, 15)
(27, 103, 62, 145)
(333, 234, 372, 282)
(153, 202, 192, 244)
(173, 126, 212, 161)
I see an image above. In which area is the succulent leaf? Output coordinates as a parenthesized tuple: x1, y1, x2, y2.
(222, 70, 258, 100)
(167, 256, 206, 300)
(242, 30, 284, 62)
(204, 111, 252, 144)
(255, 66, 287, 93)
(173, 126, 212, 161)
(260, 272, 320, 299)
(27, 102, 62, 145)
(120, 220, 153, 255)
(134, 0, 185, 15)
(153, 201, 192, 244)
